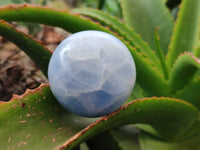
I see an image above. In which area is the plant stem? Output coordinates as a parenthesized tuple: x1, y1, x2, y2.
(154, 28, 169, 80)
(98, 0, 106, 10)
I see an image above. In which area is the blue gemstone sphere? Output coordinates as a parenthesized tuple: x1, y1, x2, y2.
(48, 30, 136, 117)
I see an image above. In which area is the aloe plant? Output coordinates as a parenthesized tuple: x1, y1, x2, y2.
(0, 0, 200, 149)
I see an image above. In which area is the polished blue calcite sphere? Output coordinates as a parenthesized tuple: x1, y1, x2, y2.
(48, 30, 136, 117)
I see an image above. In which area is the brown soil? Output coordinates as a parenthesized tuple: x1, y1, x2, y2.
(0, 25, 69, 101)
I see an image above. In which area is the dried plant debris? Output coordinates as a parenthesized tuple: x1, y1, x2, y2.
(41, 26, 70, 52)
(0, 21, 71, 101)
(0, 39, 48, 101)
(0, 25, 69, 101)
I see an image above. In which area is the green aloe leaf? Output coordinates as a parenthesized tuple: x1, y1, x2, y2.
(126, 45, 169, 96)
(110, 126, 140, 150)
(194, 44, 200, 58)
(1, 85, 197, 150)
(0, 4, 111, 34)
(0, 84, 96, 150)
(169, 52, 200, 93)
(73, 8, 169, 96)
(174, 78, 200, 109)
(0, 4, 167, 96)
(0, 20, 51, 77)
(167, 0, 200, 68)
(59, 98, 198, 150)
(139, 131, 200, 150)
(139, 132, 178, 150)
(72, 8, 161, 71)
(120, 0, 174, 55)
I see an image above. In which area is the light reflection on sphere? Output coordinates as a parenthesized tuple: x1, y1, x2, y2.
(48, 30, 136, 117)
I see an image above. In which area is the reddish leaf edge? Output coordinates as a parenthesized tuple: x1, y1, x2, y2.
(0, 3, 136, 59)
(176, 52, 200, 65)
(0, 3, 117, 37)
(166, 0, 200, 68)
(169, 52, 200, 77)
(0, 83, 49, 104)
(58, 97, 198, 150)
(169, 52, 200, 91)
(0, 84, 198, 149)
(0, 4, 168, 96)
(0, 20, 52, 54)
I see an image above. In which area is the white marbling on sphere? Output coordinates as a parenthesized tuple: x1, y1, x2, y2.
(48, 30, 136, 117)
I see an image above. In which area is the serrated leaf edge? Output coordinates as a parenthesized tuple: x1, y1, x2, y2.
(59, 97, 196, 150)
(0, 20, 52, 54)
(74, 8, 162, 72)
(169, 52, 200, 73)
(0, 83, 49, 105)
